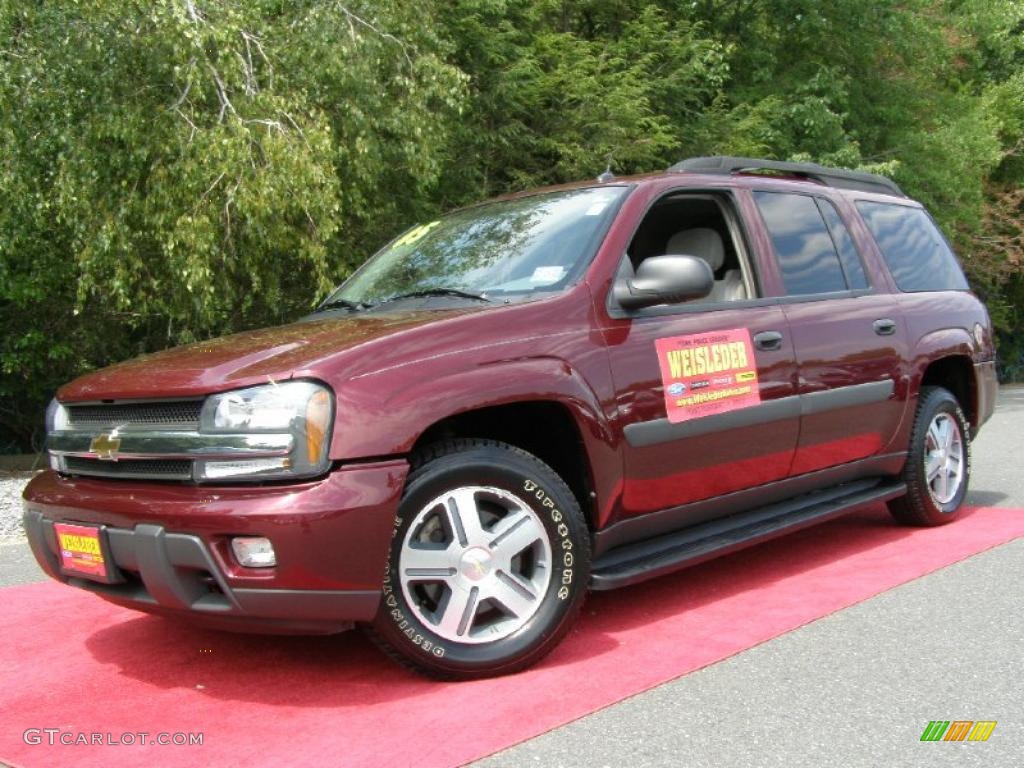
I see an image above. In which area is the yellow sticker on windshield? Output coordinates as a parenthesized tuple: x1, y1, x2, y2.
(394, 220, 441, 248)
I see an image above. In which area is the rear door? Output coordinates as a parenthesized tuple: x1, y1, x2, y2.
(751, 190, 908, 475)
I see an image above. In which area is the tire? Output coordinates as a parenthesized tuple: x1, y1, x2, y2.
(888, 386, 971, 526)
(368, 438, 591, 679)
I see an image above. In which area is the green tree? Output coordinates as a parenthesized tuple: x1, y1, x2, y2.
(2, 0, 1023, 451)
(435, 0, 729, 200)
(0, 0, 463, 447)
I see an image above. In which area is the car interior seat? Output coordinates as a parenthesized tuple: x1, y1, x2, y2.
(665, 228, 745, 301)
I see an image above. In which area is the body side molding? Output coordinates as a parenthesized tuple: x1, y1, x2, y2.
(624, 379, 896, 448)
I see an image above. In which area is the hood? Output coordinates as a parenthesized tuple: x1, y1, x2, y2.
(58, 310, 476, 402)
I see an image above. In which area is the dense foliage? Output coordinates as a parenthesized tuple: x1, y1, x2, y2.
(1, 0, 1022, 450)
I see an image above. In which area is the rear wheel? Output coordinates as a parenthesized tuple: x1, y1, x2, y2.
(369, 439, 590, 679)
(888, 386, 970, 526)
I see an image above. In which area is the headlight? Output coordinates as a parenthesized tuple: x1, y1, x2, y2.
(196, 381, 334, 482)
(45, 398, 70, 472)
(46, 398, 70, 433)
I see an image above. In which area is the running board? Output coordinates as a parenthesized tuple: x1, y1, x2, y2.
(590, 478, 907, 590)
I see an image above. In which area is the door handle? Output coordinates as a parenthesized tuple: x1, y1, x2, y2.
(753, 330, 784, 351)
(873, 318, 897, 336)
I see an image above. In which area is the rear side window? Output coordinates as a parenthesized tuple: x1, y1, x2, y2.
(856, 201, 969, 292)
(818, 200, 868, 290)
(754, 191, 847, 295)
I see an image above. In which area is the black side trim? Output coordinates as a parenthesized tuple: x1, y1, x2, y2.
(623, 379, 895, 448)
(591, 478, 907, 590)
(594, 452, 907, 555)
(624, 396, 800, 448)
(800, 379, 894, 416)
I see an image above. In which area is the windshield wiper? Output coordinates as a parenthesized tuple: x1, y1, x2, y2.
(378, 288, 492, 304)
(316, 297, 374, 313)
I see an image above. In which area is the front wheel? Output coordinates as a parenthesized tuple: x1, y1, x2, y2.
(369, 439, 591, 679)
(888, 386, 971, 526)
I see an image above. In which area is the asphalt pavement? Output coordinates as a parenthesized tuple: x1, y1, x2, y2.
(2, 388, 1021, 767)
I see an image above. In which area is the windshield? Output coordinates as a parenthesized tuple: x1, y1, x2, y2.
(321, 186, 628, 308)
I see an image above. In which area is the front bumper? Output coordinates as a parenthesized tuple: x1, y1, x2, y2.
(21, 460, 408, 634)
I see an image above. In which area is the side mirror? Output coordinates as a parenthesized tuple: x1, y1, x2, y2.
(613, 255, 713, 310)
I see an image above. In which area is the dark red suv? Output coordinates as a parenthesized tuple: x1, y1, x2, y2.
(23, 157, 997, 678)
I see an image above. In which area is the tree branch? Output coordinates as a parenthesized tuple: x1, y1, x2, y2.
(243, 118, 285, 132)
(184, 0, 202, 24)
(174, 107, 199, 142)
(170, 56, 198, 108)
(241, 30, 273, 90)
(192, 172, 226, 213)
(206, 63, 237, 122)
(335, 3, 413, 67)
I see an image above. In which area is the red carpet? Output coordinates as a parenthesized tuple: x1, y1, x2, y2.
(1, 504, 1021, 768)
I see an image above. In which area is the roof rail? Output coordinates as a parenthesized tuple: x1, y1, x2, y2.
(668, 156, 905, 198)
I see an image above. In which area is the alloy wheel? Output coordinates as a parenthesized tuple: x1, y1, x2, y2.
(924, 412, 964, 506)
(398, 485, 553, 644)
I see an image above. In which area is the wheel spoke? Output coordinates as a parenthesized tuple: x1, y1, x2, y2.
(436, 584, 478, 638)
(927, 421, 943, 451)
(488, 571, 538, 619)
(941, 419, 955, 450)
(925, 453, 943, 481)
(936, 467, 949, 501)
(445, 488, 488, 547)
(948, 457, 962, 485)
(489, 510, 544, 563)
(402, 544, 458, 579)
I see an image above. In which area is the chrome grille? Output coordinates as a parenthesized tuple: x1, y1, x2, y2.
(66, 401, 203, 429)
(63, 456, 193, 481)
(52, 397, 291, 483)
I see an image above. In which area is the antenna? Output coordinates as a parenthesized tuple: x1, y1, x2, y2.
(597, 153, 615, 183)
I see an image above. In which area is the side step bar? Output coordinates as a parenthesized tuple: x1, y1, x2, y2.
(590, 478, 906, 590)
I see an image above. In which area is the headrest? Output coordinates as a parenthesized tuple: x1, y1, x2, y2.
(665, 228, 725, 272)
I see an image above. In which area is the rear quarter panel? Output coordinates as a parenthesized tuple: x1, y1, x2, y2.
(889, 291, 993, 447)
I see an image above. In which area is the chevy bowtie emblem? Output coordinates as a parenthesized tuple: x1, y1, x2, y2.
(89, 433, 121, 461)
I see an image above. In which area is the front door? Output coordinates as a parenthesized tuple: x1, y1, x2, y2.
(600, 190, 800, 525)
(604, 305, 799, 520)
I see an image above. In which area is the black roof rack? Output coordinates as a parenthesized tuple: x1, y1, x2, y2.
(668, 156, 905, 198)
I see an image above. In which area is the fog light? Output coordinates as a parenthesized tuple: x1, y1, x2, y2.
(231, 537, 276, 568)
(197, 457, 290, 480)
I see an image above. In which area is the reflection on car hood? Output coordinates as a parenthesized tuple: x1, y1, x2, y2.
(57, 310, 480, 401)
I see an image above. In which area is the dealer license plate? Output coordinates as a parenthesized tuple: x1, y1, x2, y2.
(53, 522, 112, 582)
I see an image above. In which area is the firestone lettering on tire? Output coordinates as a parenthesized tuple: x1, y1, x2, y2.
(523, 478, 575, 598)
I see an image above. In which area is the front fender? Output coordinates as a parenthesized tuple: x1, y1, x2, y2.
(329, 355, 621, 528)
(334, 350, 615, 461)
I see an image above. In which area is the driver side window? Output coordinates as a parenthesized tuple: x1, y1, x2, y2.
(626, 193, 754, 303)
